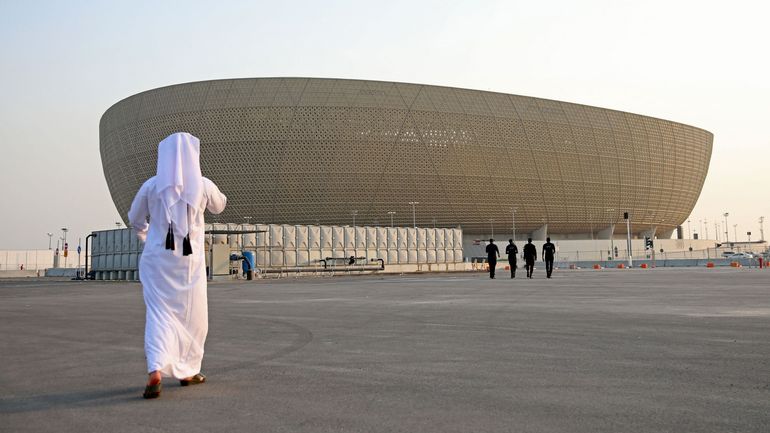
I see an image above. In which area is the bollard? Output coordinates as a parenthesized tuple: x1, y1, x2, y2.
(617, 263, 625, 269)
(706, 262, 715, 268)
(640, 263, 648, 269)
(593, 264, 601, 270)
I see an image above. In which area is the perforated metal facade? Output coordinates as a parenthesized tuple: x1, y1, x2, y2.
(100, 78, 712, 236)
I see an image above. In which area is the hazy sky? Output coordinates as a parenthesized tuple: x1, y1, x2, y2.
(1, 0, 768, 249)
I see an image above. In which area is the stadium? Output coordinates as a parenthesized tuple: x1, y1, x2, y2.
(100, 77, 712, 240)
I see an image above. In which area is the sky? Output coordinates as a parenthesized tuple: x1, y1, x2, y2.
(1, 0, 768, 250)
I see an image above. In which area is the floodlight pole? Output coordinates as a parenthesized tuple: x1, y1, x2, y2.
(625, 212, 632, 268)
(408, 202, 419, 228)
(387, 211, 396, 227)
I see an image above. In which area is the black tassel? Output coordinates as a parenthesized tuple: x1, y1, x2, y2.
(182, 233, 193, 256)
(165, 224, 175, 250)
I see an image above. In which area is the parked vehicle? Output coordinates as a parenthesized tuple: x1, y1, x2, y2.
(727, 252, 754, 259)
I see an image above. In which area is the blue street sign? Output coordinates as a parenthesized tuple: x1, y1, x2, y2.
(77, 246, 82, 255)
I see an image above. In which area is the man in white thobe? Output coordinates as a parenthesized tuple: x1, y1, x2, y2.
(128, 132, 227, 399)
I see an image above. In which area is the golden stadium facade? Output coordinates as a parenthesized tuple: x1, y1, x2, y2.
(100, 78, 712, 238)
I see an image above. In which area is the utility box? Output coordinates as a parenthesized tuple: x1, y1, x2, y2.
(210, 243, 230, 277)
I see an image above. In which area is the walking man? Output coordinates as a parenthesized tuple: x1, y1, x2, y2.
(542, 237, 556, 278)
(128, 132, 227, 399)
(523, 238, 537, 278)
(505, 239, 518, 278)
(486, 238, 500, 279)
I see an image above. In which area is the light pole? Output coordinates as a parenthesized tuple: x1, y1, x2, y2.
(490, 219, 494, 238)
(351, 210, 358, 228)
(432, 218, 436, 229)
(387, 211, 396, 227)
(704, 218, 708, 240)
(715, 222, 720, 242)
(605, 208, 615, 260)
(733, 224, 738, 243)
(723, 212, 730, 243)
(47, 232, 53, 250)
(687, 219, 691, 239)
(747, 231, 752, 243)
(510, 207, 517, 241)
(243, 216, 252, 225)
(61, 227, 68, 268)
(759, 216, 765, 242)
(408, 202, 419, 228)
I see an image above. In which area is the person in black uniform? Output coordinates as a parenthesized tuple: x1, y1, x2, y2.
(505, 239, 518, 278)
(542, 237, 556, 278)
(522, 238, 537, 278)
(485, 238, 500, 279)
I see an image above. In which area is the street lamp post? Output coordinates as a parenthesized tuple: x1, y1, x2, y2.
(510, 207, 517, 241)
(704, 219, 708, 240)
(490, 219, 494, 238)
(723, 213, 730, 243)
(759, 216, 765, 242)
(61, 227, 69, 268)
(733, 224, 738, 243)
(351, 210, 358, 228)
(408, 202, 419, 228)
(387, 211, 396, 227)
(605, 208, 615, 260)
(47, 232, 53, 250)
(687, 219, 691, 239)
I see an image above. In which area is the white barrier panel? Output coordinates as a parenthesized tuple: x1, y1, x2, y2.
(436, 249, 445, 263)
(408, 250, 418, 264)
(98, 233, 107, 256)
(366, 227, 377, 249)
(227, 223, 240, 249)
(426, 228, 435, 249)
(454, 249, 463, 262)
(242, 224, 257, 248)
(129, 253, 138, 269)
(308, 225, 322, 264)
(320, 226, 333, 249)
(270, 225, 284, 248)
(283, 225, 297, 267)
(426, 250, 436, 263)
(357, 227, 368, 250)
(121, 229, 131, 253)
(296, 225, 309, 249)
(388, 250, 399, 264)
(407, 228, 417, 250)
(366, 249, 378, 261)
(417, 228, 427, 249)
(453, 229, 463, 249)
(397, 228, 408, 249)
(377, 227, 388, 249)
(103, 254, 114, 270)
(386, 227, 397, 249)
(283, 225, 297, 250)
(308, 226, 321, 249)
(344, 227, 356, 251)
(212, 223, 228, 245)
(270, 225, 284, 267)
(297, 250, 309, 266)
(436, 229, 445, 249)
(121, 253, 131, 269)
(444, 250, 454, 263)
(399, 250, 409, 264)
(445, 229, 454, 250)
(129, 229, 140, 252)
(256, 224, 269, 267)
(106, 230, 116, 254)
(417, 250, 427, 263)
(332, 226, 345, 252)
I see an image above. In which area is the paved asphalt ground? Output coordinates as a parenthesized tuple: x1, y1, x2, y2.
(1, 268, 769, 433)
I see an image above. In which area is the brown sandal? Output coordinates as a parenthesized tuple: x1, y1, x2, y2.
(180, 373, 206, 386)
(143, 382, 162, 399)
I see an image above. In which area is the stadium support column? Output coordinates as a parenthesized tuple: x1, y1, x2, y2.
(532, 224, 548, 241)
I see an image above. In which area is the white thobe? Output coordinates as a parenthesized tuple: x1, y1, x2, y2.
(128, 176, 227, 378)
